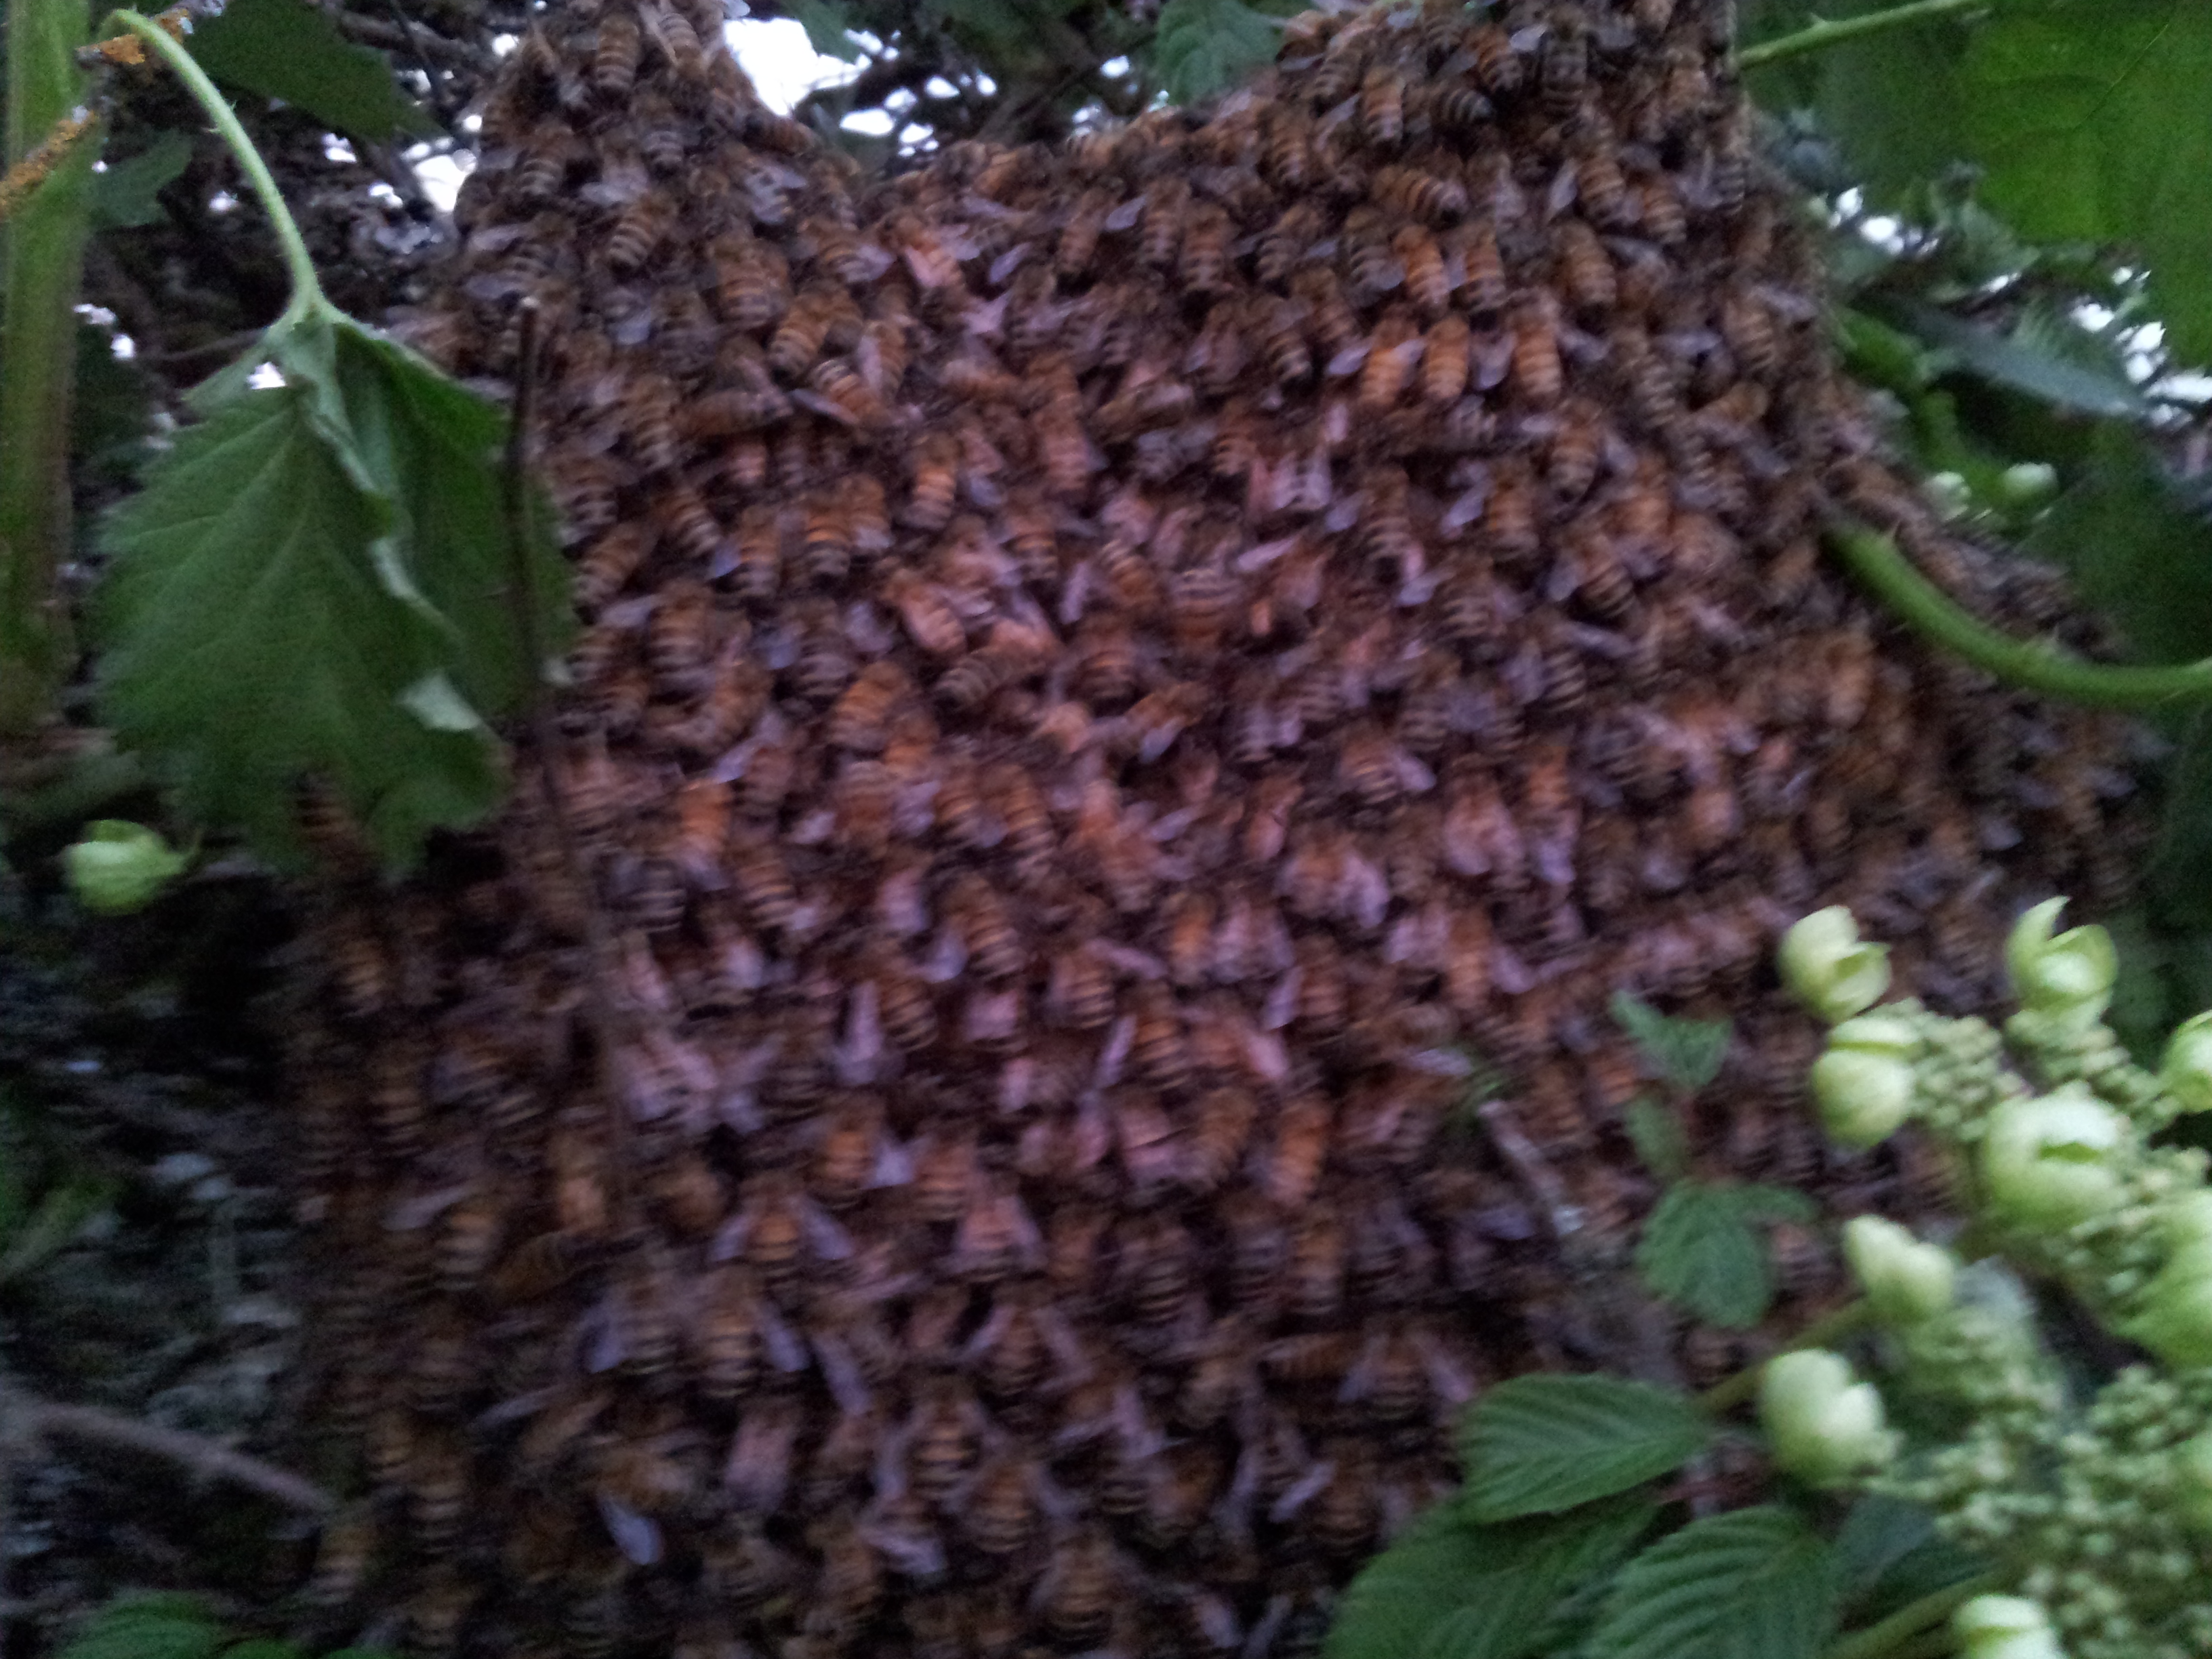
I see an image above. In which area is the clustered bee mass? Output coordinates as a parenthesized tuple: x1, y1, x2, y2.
(294, 0, 2146, 1652)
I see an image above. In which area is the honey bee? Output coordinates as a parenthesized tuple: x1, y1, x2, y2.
(1540, 22, 1589, 116)
(950, 1176, 1046, 1282)
(1410, 313, 1471, 408)
(1359, 63, 1406, 146)
(962, 1454, 1043, 1556)
(725, 836, 798, 933)
(1458, 220, 1509, 314)
(1376, 163, 1469, 225)
(1358, 308, 1423, 413)
(907, 431, 960, 530)
(591, 11, 639, 98)
(605, 190, 671, 274)
(1292, 266, 1362, 361)
(1184, 1085, 1256, 1191)
(1719, 285, 1780, 378)
(405, 1566, 475, 1656)
(1181, 203, 1233, 293)
(1507, 293, 1564, 407)
(768, 287, 844, 380)
(882, 569, 967, 658)
(1471, 22, 1524, 94)
(1256, 201, 1324, 288)
(1259, 1092, 1331, 1208)
(1054, 187, 1113, 278)
(711, 237, 790, 331)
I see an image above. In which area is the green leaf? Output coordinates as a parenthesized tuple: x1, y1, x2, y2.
(316, 319, 573, 717)
(1153, 0, 1281, 105)
(2023, 422, 2212, 675)
(1832, 1494, 1936, 1599)
(1608, 993, 1730, 1092)
(1961, 1, 2212, 367)
(1589, 1506, 1840, 1659)
(0, 1170, 119, 1287)
(1458, 1376, 1710, 1523)
(89, 131, 192, 229)
(188, 0, 438, 142)
(1636, 1181, 1793, 1329)
(220, 1641, 301, 1659)
(1325, 1498, 1657, 1659)
(1622, 1097, 1689, 1185)
(1803, 3, 1978, 206)
(788, 0, 867, 62)
(1881, 298, 2149, 419)
(58, 1595, 224, 1659)
(91, 379, 506, 868)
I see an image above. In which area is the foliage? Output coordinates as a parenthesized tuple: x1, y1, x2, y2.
(56, 1594, 396, 1659)
(1457, 1377, 1711, 1523)
(1636, 1179, 1818, 1330)
(1331, 903, 2212, 1659)
(1152, 0, 1285, 106)
(187, 0, 441, 142)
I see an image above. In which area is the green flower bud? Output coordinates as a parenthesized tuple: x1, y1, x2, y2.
(1953, 1595, 2066, 1659)
(1759, 1349, 1898, 1488)
(2159, 1011, 2212, 1116)
(1829, 1012, 1921, 1061)
(1780, 907, 1891, 1025)
(1996, 462, 2058, 510)
(62, 820, 190, 916)
(2175, 1431, 2212, 1535)
(1980, 1085, 2127, 1229)
(2121, 1241, 2212, 1368)
(1845, 1216, 1956, 1326)
(2005, 898, 2116, 1034)
(1811, 1048, 1917, 1149)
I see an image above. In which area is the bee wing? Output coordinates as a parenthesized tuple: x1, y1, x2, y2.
(597, 1495, 664, 1567)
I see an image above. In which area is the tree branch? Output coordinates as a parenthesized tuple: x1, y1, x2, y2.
(1826, 523, 2212, 710)
(1738, 0, 2003, 72)
(1, 1387, 333, 1515)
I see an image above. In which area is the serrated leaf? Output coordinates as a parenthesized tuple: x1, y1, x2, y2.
(1153, 0, 1280, 105)
(1458, 1376, 1709, 1523)
(1961, 1, 2212, 367)
(188, 0, 438, 142)
(1622, 1097, 1689, 1185)
(315, 319, 573, 717)
(1832, 1494, 1936, 1598)
(1609, 992, 1730, 1092)
(58, 1596, 223, 1659)
(1636, 1182, 1774, 1330)
(788, 0, 866, 62)
(89, 131, 192, 229)
(1325, 1498, 1657, 1659)
(1589, 1506, 1839, 1659)
(1883, 298, 2148, 419)
(91, 381, 506, 867)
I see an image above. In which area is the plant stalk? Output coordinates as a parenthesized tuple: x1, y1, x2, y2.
(1738, 0, 2009, 72)
(1700, 1298, 1876, 1415)
(1821, 1571, 2003, 1659)
(0, 0, 96, 734)
(1827, 525, 2212, 710)
(106, 9, 325, 323)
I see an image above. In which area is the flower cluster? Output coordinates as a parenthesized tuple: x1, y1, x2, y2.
(1758, 904, 2212, 1659)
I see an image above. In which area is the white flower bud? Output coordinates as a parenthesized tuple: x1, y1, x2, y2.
(2005, 898, 2116, 1035)
(1980, 1086, 2127, 1229)
(1811, 1048, 1916, 1149)
(1844, 1216, 1955, 1326)
(1924, 471, 1974, 521)
(2121, 1241, 2212, 1368)
(63, 820, 190, 916)
(1996, 462, 2057, 510)
(1759, 1349, 1898, 1489)
(2160, 1010, 2212, 1116)
(1780, 907, 1891, 1025)
(1952, 1595, 2066, 1659)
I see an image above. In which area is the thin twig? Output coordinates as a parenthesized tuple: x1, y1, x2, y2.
(1, 1387, 333, 1515)
(497, 301, 636, 1221)
(1738, 0, 2003, 71)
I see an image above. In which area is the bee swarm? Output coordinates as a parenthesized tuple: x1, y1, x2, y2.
(298, 0, 2146, 1653)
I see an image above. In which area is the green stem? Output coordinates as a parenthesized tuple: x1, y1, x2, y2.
(1828, 525, 2212, 710)
(0, 0, 94, 733)
(1700, 1299, 1877, 1416)
(1821, 1572, 2004, 1659)
(105, 9, 325, 322)
(1738, 0, 2010, 71)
